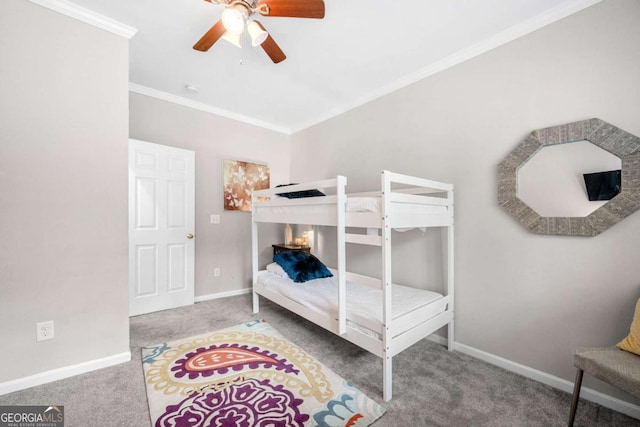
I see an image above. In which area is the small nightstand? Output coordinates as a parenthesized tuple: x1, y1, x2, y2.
(272, 244, 311, 256)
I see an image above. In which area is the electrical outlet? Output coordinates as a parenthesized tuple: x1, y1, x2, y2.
(214, 268, 220, 277)
(37, 320, 54, 342)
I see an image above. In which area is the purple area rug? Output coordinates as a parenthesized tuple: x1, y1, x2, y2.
(142, 320, 385, 426)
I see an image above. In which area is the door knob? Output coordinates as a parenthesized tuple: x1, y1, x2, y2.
(187, 233, 194, 239)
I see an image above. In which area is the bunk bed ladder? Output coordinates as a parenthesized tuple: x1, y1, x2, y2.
(336, 175, 347, 336)
(251, 211, 259, 314)
(381, 170, 393, 401)
(446, 188, 455, 351)
(344, 232, 382, 246)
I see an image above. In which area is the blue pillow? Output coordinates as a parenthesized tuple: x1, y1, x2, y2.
(273, 251, 333, 283)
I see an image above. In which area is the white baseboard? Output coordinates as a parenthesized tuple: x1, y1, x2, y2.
(0, 290, 252, 395)
(194, 287, 252, 303)
(0, 351, 131, 396)
(454, 342, 640, 420)
(427, 333, 448, 346)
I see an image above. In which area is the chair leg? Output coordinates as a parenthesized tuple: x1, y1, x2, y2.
(568, 368, 584, 427)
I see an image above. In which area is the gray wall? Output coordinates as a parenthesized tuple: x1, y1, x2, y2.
(129, 93, 291, 297)
(0, 1, 130, 382)
(290, 0, 640, 402)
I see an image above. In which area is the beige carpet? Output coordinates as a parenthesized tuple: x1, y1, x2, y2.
(1, 294, 638, 426)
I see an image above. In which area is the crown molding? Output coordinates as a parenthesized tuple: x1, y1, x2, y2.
(28, 0, 137, 39)
(129, 83, 292, 135)
(289, 0, 602, 134)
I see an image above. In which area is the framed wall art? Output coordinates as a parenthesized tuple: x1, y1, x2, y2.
(223, 159, 270, 211)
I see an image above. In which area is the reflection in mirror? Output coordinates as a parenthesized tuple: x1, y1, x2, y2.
(518, 141, 621, 217)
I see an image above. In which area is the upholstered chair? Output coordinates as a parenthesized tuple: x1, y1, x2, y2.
(568, 347, 640, 425)
(568, 300, 640, 426)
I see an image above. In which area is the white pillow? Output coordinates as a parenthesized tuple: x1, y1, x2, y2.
(266, 262, 290, 279)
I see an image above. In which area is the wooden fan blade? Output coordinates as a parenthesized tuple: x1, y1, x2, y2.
(255, 21, 286, 63)
(257, 0, 325, 19)
(193, 20, 226, 52)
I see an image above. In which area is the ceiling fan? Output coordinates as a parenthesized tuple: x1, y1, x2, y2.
(193, 0, 325, 64)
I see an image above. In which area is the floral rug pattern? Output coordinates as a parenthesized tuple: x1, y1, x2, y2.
(142, 320, 385, 426)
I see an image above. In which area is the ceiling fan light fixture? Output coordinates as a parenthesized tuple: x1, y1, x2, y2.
(193, 0, 325, 63)
(221, 5, 248, 34)
(221, 30, 242, 48)
(247, 21, 268, 46)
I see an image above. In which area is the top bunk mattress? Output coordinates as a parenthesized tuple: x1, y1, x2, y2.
(253, 196, 451, 228)
(257, 196, 447, 215)
(256, 269, 446, 338)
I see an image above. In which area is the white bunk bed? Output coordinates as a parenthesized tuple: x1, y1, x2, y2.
(251, 170, 454, 401)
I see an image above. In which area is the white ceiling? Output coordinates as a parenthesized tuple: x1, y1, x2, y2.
(57, 0, 600, 134)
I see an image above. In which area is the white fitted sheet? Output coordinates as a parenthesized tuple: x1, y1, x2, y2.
(256, 269, 446, 340)
(260, 196, 446, 215)
(347, 197, 382, 212)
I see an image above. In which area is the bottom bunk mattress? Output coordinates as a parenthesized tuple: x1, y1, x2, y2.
(256, 266, 447, 340)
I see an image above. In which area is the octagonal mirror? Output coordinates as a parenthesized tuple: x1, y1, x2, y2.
(498, 118, 640, 236)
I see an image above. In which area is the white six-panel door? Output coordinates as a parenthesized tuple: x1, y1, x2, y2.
(128, 139, 195, 316)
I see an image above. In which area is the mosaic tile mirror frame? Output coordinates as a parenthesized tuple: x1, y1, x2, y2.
(498, 118, 640, 236)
